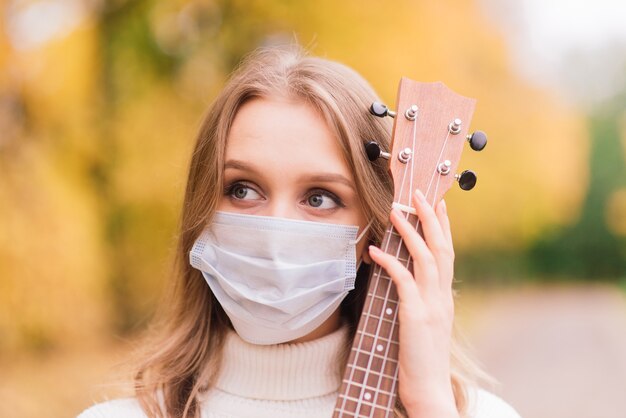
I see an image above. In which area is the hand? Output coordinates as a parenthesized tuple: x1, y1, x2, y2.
(368, 189, 458, 418)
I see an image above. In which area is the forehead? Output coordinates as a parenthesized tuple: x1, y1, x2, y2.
(225, 97, 353, 177)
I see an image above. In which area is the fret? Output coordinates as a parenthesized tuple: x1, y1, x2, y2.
(361, 313, 397, 337)
(366, 278, 394, 298)
(368, 272, 391, 282)
(338, 380, 396, 398)
(352, 330, 399, 378)
(361, 296, 398, 320)
(334, 398, 393, 418)
(336, 393, 395, 409)
(377, 252, 412, 267)
(381, 234, 402, 251)
(381, 243, 400, 253)
(352, 332, 399, 365)
(360, 313, 397, 327)
(347, 363, 399, 381)
(356, 329, 400, 346)
(336, 391, 395, 417)
(337, 375, 394, 404)
(366, 292, 399, 304)
(351, 347, 399, 366)
(337, 378, 396, 413)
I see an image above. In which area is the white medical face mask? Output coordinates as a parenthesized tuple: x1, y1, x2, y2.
(189, 211, 369, 345)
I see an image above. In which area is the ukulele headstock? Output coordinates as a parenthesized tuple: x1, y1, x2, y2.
(368, 78, 487, 211)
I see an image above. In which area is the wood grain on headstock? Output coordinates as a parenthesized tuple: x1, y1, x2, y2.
(390, 79, 475, 206)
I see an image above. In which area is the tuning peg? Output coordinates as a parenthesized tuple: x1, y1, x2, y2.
(466, 131, 487, 151)
(455, 170, 477, 191)
(369, 102, 397, 118)
(365, 141, 391, 161)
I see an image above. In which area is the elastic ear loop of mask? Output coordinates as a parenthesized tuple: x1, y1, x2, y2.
(354, 220, 374, 271)
(351, 219, 373, 245)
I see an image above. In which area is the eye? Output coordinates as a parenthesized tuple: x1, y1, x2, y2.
(304, 190, 344, 210)
(225, 182, 262, 201)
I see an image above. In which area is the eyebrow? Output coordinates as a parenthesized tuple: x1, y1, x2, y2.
(306, 174, 355, 191)
(224, 159, 356, 191)
(224, 159, 260, 173)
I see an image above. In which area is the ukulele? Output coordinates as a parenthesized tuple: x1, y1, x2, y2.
(333, 78, 487, 417)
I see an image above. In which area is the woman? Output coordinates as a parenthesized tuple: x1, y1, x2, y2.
(78, 47, 521, 418)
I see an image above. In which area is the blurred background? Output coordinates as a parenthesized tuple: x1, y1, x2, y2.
(0, 0, 625, 417)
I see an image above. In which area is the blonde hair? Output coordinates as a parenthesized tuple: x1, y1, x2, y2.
(133, 46, 490, 418)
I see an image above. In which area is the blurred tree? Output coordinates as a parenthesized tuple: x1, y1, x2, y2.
(0, 0, 598, 354)
(93, 0, 180, 333)
(91, 0, 297, 333)
(529, 92, 626, 279)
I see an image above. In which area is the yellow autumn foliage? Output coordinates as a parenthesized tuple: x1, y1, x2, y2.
(0, 0, 589, 355)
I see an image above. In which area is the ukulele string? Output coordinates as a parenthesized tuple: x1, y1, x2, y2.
(337, 219, 396, 416)
(422, 129, 451, 214)
(350, 226, 397, 416)
(382, 123, 454, 415)
(407, 107, 419, 206)
(366, 112, 420, 415)
(345, 107, 420, 417)
(338, 113, 453, 417)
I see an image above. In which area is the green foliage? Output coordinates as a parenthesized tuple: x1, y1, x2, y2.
(528, 94, 626, 280)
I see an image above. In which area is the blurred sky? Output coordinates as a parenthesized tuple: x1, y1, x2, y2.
(480, 0, 626, 105)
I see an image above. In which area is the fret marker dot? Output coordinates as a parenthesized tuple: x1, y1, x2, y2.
(364, 392, 372, 401)
(376, 344, 384, 352)
(385, 308, 393, 315)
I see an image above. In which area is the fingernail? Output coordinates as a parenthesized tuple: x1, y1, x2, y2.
(415, 189, 426, 202)
(369, 245, 381, 254)
(441, 199, 447, 213)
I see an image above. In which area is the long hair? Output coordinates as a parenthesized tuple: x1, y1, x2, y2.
(133, 46, 490, 418)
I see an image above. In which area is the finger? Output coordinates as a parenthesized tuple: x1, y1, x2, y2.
(389, 209, 439, 289)
(413, 190, 454, 264)
(413, 191, 454, 290)
(435, 200, 455, 291)
(436, 199, 453, 249)
(368, 245, 421, 305)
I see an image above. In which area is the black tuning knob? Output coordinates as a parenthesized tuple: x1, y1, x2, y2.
(365, 141, 391, 161)
(369, 102, 396, 118)
(455, 170, 477, 191)
(467, 131, 487, 151)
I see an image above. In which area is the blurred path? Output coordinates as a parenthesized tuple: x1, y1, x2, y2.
(462, 284, 626, 418)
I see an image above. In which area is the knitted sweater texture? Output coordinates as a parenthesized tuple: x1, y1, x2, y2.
(77, 326, 521, 418)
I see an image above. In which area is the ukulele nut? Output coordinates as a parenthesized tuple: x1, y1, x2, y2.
(438, 160, 452, 175)
(448, 118, 462, 134)
(392, 202, 417, 215)
(398, 148, 412, 163)
(404, 105, 418, 121)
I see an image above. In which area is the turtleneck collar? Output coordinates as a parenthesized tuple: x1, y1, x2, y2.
(214, 325, 349, 401)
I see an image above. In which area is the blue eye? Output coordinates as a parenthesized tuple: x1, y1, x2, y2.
(305, 190, 344, 210)
(226, 182, 262, 201)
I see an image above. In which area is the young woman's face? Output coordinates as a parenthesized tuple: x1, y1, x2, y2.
(219, 96, 369, 259)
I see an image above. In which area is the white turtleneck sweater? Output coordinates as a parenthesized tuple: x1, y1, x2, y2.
(77, 326, 521, 418)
